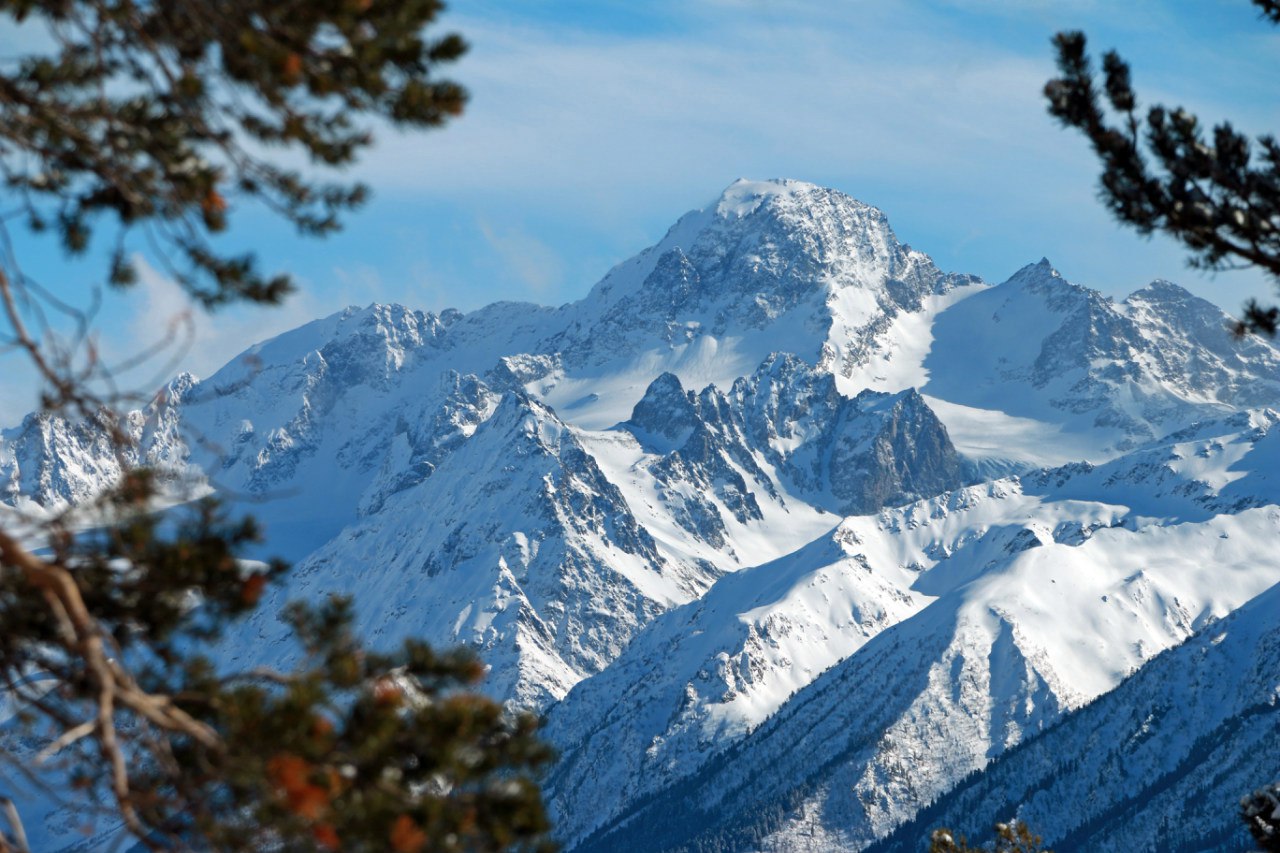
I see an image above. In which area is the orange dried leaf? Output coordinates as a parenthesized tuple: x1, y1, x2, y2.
(282, 52, 303, 82)
(201, 188, 227, 215)
(313, 823, 341, 850)
(266, 753, 310, 794)
(373, 677, 403, 707)
(288, 784, 331, 821)
(240, 573, 267, 605)
(390, 814, 428, 853)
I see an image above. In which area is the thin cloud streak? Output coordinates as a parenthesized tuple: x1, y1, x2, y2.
(111, 260, 355, 387)
(476, 219, 566, 297)
(360, 16, 1063, 200)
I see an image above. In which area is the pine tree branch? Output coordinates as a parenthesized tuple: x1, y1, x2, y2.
(0, 525, 222, 846)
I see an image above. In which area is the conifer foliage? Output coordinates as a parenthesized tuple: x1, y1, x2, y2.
(0, 478, 553, 851)
(0, 0, 465, 309)
(1242, 783, 1280, 852)
(0, 2, 554, 851)
(1044, 0, 1280, 336)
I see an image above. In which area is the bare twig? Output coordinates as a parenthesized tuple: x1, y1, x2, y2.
(0, 797, 30, 853)
(0, 526, 222, 843)
(34, 719, 96, 765)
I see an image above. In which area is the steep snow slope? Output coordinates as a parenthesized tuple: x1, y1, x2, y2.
(1, 181, 979, 534)
(0, 304, 464, 558)
(221, 391, 689, 711)
(575, 506, 1280, 853)
(870, 581, 1280, 853)
(8, 183, 1277, 517)
(543, 524, 931, 845)
(565, 410, 1280, 852)
(0, 375, 191, 516)
(1, 181, 992, 710)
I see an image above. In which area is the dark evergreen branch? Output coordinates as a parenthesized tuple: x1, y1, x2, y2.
(1044, 14, 1280, 336)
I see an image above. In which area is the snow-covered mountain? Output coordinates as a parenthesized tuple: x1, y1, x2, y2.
(869, 579, 1280, 853)
(922, 260, 1280, 468)
(563, 411, 1280, 851)
(3, 178, 1280, 852)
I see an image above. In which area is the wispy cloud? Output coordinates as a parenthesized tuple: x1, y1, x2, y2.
(359, 11, 1062, 202)
(476, 219, 565, 296)
(107, 259, 351, 389)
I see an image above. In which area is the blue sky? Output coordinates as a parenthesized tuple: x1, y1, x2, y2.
(2, 0, 1278, 414)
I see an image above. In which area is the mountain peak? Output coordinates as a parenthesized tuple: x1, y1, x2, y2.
(716, 178, 821, 218)
(713, 178, 881, 222)
(1124, 278, 1197, 305)
(1004, 257, 1062, 286)
(624, 373, 699, 451)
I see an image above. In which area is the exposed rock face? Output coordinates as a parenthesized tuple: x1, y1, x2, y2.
(827, 386, 965, 513)
(624, 356, 968, 523)
(732, 354, 966, 513)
